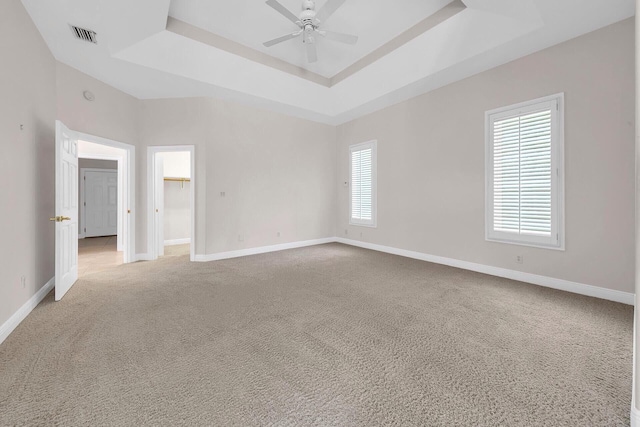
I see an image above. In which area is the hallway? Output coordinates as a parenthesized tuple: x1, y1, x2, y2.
(78, 236, 122, 277)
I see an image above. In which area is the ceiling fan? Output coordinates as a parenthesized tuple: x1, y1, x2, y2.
(263, 0, 358, 63)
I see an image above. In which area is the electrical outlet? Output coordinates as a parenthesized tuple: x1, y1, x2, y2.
(277, 231, 281, 237)
(20, 276, 25, 289)
(238, 234, 244, 242)
(516, 255, 524, 264)
(220, 191, 226, 197)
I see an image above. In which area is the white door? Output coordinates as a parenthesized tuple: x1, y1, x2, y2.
(155, 155, 165, 257)
(85, 171, 118, 237)
(54, 121, 79, 301)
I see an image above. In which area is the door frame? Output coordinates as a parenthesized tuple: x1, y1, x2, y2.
(147, 145, 196, 262)
(80, 168, 118, 239)
(76, 131, 136, 264)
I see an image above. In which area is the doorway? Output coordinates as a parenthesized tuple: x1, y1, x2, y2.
(79, 164, 120, 277)
(147, 146, 195, 262)
(53, 121, 136, 300)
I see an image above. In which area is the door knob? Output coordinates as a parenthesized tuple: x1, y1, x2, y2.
(49, 216, 72, 222)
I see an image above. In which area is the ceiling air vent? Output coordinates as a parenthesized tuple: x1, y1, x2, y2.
(69, 25, 97, 44)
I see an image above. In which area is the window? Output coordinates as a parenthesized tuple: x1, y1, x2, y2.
(486, 94, 564, 249)
(350, 140, 377, 227)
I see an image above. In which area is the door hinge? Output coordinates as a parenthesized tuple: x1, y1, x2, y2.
(84, 227, 86, 232)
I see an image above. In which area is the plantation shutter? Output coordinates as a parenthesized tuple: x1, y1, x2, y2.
(350, 141, 376, 226)
(351, 148, 372, 221)
(489, 97, 561, 248)
(493, 109, 552, 235)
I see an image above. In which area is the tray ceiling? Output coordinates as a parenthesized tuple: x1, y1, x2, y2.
(20, 0, 635, 125)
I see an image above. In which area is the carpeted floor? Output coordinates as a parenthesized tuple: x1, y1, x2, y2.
(0, 243, 632, 426)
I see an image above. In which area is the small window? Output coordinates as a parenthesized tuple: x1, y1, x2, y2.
(350, 140, 377, 227)
(486, 94, 564, 249)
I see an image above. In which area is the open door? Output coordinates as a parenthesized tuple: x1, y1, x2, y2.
(53, 121, 79, 301)
(155, 154, 164, 257)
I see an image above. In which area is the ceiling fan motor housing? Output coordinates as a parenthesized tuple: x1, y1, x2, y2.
(300, 10, 317, 26)
(302, 0, 316, 11)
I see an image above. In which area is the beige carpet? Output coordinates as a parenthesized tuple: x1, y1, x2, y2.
(0, 243, 632, 426)
(78, 236, 122, 277)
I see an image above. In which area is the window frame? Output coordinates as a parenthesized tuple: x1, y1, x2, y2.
(485, 93, 565, 250)
(349, 140, 378, 228)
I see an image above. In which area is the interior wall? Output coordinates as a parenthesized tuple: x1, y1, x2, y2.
(55, 66, 338, 258)
(337, 18, 635, 293)
(0, 0, 56, 327)
(159, 151, 191, 178)
(205, 98, 337, 253)
(79, 159, 118, 170)
(139, 98, 208, 255)
(139, 97, 337, 256)
(55, 63, 139, 146)
(56, 63, 144, 254)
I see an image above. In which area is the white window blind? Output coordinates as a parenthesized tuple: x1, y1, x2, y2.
(486, 95, 564, 249)
(350, 141, 377, 227)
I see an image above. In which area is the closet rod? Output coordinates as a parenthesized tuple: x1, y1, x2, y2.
(164, 177, 190, 188)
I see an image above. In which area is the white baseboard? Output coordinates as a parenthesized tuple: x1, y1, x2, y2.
(0, 277, 55, 346)
(335, 238, 634, 305)
(194, 238, 335, 262)
(136, 253, 153, 261)
(164, 238, 191, 246)
(146, 236, 633, 305)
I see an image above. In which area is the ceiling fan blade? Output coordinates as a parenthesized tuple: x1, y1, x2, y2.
(317, 30, 358, 45)
(265, 0, 300, 25)
(306, 41, 318, 63)
(263, 31, 302, 47)
(315, 0, 346, 23)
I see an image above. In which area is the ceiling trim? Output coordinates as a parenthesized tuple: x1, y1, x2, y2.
(167, 0, 466, 89)
(167, 17, 331, 87)
(331, 0, 467, 86)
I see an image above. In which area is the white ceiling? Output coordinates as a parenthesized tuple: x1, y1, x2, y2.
(21, 0, 635, 125)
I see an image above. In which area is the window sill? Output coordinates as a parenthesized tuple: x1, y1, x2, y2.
(485, 237, 565, 251)
(349, 221, 377, 229)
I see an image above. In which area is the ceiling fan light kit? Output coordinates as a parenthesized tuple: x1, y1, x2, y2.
(263, 0, 358, 63)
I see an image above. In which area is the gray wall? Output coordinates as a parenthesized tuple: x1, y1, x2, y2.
(79, 159, 118, 171)
(139, 98, 337, 254)
(0, 0, 56, 327)
(337, 19, 635, 293)
(56, 68, 338, 257)
(56, 62, 140, 147)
